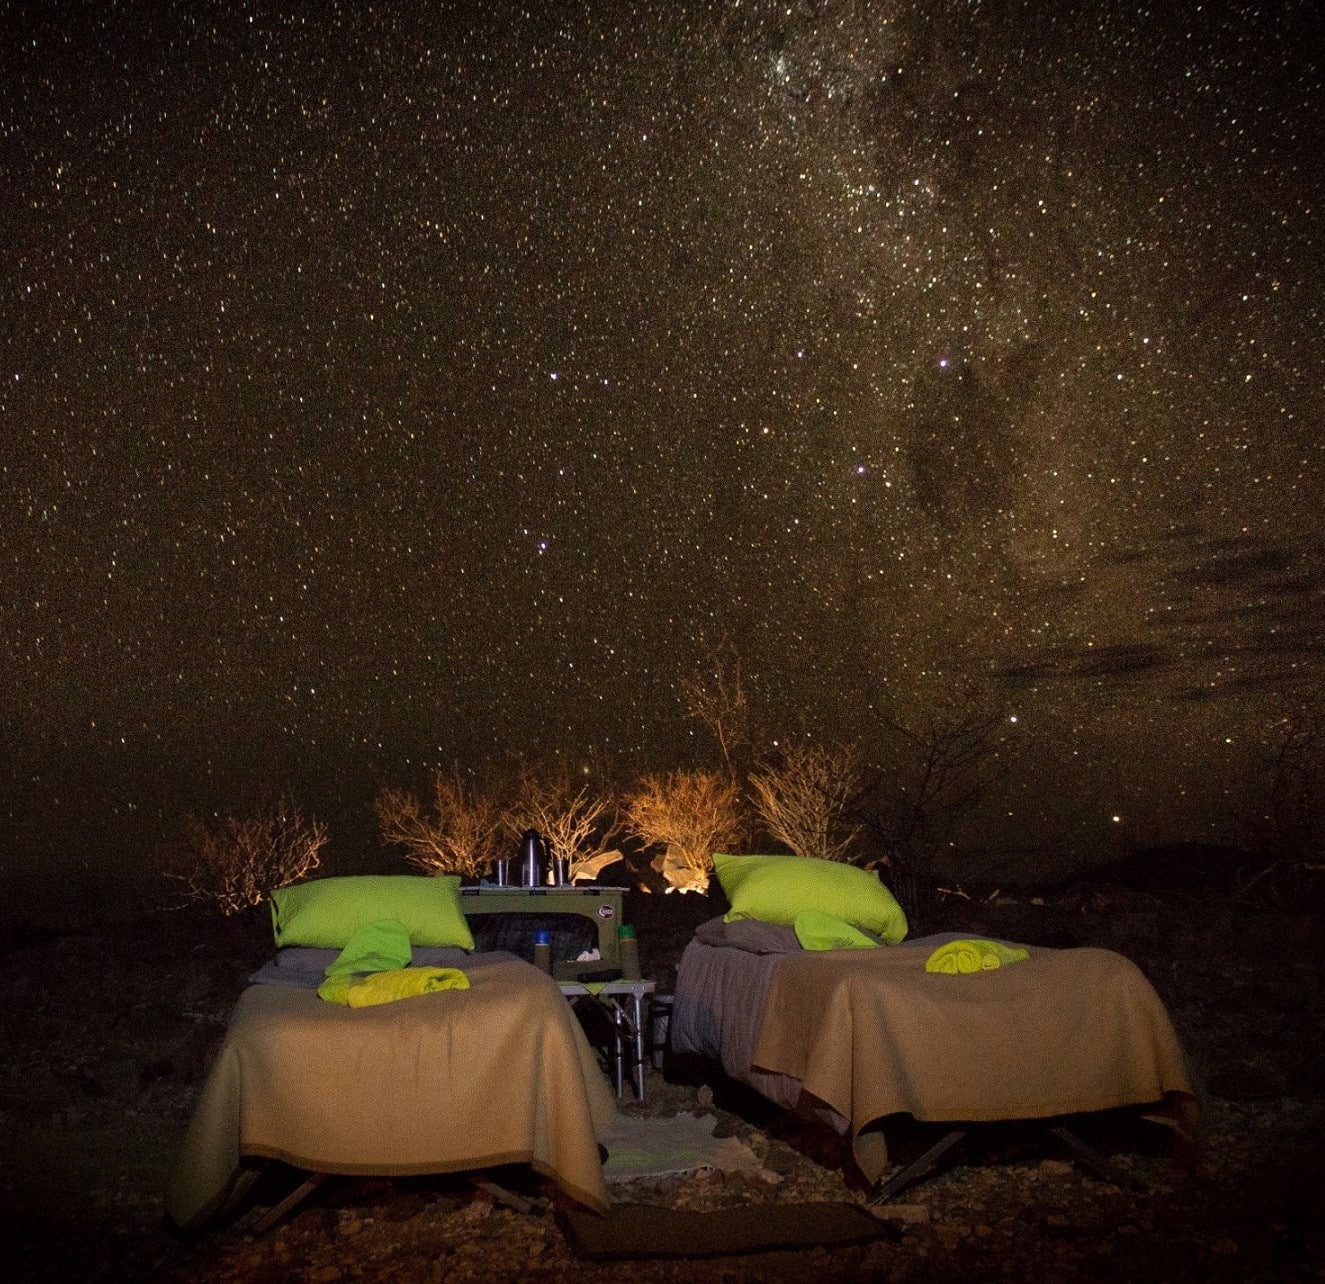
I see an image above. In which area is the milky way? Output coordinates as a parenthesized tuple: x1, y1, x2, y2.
(3, 1, 1321, 886)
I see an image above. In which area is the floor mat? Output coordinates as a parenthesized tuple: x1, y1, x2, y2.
(558, 1201, 899, 1260)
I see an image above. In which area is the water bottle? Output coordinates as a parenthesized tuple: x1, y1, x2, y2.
(533, 929, 553, 975)
(520, 829, 543, 887)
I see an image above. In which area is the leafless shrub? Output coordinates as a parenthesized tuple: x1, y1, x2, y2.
(749, 742, 861, 862)
(167, 797, 327, 916)
(622, 769, 746, 892)
(1253, 707, 1323, 859)
(681, 638, 750, 777)
(504, 765, 623, 883)
(1239, 698, 1325, 900)
(859, 686, 1014, 926)
(375, 769, 504, 879)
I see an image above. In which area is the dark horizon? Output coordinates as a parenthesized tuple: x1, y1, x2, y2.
(3, 1, 1321, 904)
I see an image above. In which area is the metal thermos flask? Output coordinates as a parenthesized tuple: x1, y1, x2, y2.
(617, 924, 640, 979)
(520, 829, 544, 887)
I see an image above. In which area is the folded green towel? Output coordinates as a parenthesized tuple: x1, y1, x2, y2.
(925, 938, 1029, 975)
(794, 908, 880, 951)
(318, 966, 470, 1006)
(323, 919, 413, 977)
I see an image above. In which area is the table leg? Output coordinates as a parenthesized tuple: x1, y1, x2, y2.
(631, 990, 647, 1101)
(611, 1004, 625, 1096)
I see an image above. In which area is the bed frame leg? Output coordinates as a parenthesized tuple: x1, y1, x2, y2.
(869, 1128, 968, 1204)
(868, 1122, 1147, 1204)
(243, 1171, 329, 1235)
(238, 1170, 536, 1236)
(471, 1178, 535, 1213)
(1048, 1124, 1147, 1191)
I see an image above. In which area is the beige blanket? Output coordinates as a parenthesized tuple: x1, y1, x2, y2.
(751, 944, 1198, 1182)
(166, 957, 616, 1231)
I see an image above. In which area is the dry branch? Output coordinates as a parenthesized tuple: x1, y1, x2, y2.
(681, 641, 750, 776)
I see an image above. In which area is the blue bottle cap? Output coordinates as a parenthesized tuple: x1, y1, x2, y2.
(534, 930, 551, 945)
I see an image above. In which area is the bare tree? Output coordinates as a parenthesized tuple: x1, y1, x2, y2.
(680, 638, 750, 777)
(376, 769, 504, 879)
(504, 765, 624, 883)
(749, 742, 861, 862)
(167, 796, 327, 916)
(1240, 698, 1325, 897)
(859, 688, 1014, 925)
(623, 769, 747, 892)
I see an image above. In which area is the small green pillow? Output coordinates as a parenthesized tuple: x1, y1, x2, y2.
(713, 854, 908, 944)
(270, 875, 476, 950)
(793, 908, 881, 951)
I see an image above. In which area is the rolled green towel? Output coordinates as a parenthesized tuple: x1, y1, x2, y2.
(318, 966, 470, 1006)
(925, 938, 1029, 975)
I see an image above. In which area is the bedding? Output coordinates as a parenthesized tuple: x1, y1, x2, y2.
(672, 917, 1198, 1184)
(248, 943, 473, 988)
(166, 951, 616, 1231)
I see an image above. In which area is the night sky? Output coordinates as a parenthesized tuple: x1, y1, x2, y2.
(3, 1, 1320, 894)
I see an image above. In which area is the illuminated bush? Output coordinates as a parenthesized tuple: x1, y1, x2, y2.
(623, 769, 746, 892)
(502, 765, 624, 883)
(168, 797, 327, 916)
(375, 770, 503, 879)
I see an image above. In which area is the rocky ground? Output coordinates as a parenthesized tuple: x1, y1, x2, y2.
(1, 869, 1322, 1283)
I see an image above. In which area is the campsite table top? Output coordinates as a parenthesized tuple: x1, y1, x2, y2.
(558, 979, 656, 1102)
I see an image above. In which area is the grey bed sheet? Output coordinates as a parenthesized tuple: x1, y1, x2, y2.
(249, 946, 519, 989)
(672, 920, 808, 1115)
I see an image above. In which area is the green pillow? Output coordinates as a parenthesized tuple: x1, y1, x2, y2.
(270, 875, 476, 950)
(713, 854, 908, 945)
(793, 908, 881, 951)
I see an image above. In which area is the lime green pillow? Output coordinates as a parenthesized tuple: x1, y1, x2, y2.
(270, 875, 476, 950)
(713, 854, 908, 945)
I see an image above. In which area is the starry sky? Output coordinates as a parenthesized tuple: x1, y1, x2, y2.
(3, 0, 1321, 892)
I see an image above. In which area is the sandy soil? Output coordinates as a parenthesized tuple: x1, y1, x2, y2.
(1, 874, 1321, 1282)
